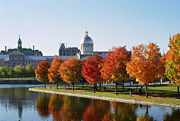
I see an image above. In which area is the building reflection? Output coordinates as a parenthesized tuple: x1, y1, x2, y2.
(0, 88, 38, 121)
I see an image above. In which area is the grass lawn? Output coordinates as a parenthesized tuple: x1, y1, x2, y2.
(0, 77, 36, 80)
(33, 84, 180, 105)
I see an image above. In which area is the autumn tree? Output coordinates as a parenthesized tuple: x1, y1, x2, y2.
(101, 47, 131, 94)
(48, 57, 62, 89)
(60, 58, 83, 91)
(82, 55, 104, 93)
(126, 42, 161, 98)
(35, 61, 50, 88)
(163, 33, 180, 96)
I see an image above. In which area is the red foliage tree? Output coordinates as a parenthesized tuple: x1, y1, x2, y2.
(35, 61, 50, 88)
(101, 47, 131, 94)
(60, 58, 83, 91)
(82, 55, 104, 93)
(48, 57, 62, 89)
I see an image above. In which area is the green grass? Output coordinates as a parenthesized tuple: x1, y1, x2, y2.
(0, 77, 35, 79)
(32, 84, 180, 105)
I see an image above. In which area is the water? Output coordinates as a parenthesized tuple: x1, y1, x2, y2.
(0, 85, 180, 121)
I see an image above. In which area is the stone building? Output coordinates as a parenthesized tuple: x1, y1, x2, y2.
(0, 37, 61, 67)
(59, 43, 79, 56)
(0, 36, 42, 56)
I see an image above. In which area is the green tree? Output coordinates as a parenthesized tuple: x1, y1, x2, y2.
(25, 65, 36, 77)
(7, 67, 15, 77)
(0, 66, 10, 78)
(13, 65, 26, 76)
(163, 34, 180, 96)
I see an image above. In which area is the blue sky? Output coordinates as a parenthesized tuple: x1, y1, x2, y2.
(0, 0, 179, 55)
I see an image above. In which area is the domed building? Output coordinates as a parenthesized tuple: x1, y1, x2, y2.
(80, 31, 94, 55)
(77, 31, 109, 59)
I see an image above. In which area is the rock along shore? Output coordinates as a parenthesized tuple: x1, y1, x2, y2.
(29, 88, 180, 108)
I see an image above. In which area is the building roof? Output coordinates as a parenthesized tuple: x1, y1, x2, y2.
(80, 31, 93, 44)
(9, 51, 25, 56)
(24, 55, 76, 61)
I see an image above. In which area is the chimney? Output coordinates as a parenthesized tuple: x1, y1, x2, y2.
(33, 45, 35, 51)
(5, 46, 7, 52)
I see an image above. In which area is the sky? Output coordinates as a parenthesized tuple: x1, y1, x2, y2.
(0, 0, 180, 56)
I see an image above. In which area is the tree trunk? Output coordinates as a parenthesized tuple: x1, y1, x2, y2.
(145, 85, 148, 98)
(72, 82, 74, 91)
(99, 83, 101, 87)
(82, 80, 84, 88)
(177, 86, 179, 96)
(56, 82, 58, 89)
(44, 82, 46, 89)
(122, 81, 124, 91)
(115, 82, 118, 95)
(93, 83, 96, 93)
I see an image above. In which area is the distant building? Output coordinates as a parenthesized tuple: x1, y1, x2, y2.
(0, 36, 42, 56)
(59, 43, 79, 56)
(0, 36, 73, 67)
(77, 31, 110, 59)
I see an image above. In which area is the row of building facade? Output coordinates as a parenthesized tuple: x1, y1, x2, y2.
(0, 32, 110, 67)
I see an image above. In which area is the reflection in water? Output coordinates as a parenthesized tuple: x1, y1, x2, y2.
(164, 109, 180, 121)
(0, 86, 180, 121)
(83, 100, 109, 121)
(36, 94, 50, 117)
(35, 93, 180, 121)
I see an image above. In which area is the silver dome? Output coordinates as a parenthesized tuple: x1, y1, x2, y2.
(80, 31, 93, 44)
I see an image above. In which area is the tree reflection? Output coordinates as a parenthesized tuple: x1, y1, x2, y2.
(59, 96, 90, 121)
(48, 94, 63, 121)
(83, 100, 110, 121)
(137, 115, 154, 121)
(110, 102, 137, 121)
(164, 108, 180, 121)
(36, 93, 180, 121)
(36, 94, 50, 117)
(36, 94, 90, 121)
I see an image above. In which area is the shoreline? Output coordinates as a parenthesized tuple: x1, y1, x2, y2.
(29, 88, 180, 108)
(0, 78, 41, 84)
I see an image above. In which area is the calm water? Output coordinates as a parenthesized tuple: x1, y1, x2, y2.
(0, 85, 180, 121)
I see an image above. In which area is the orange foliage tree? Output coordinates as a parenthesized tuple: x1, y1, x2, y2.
(60, 58, 83, 91)
(101, 47, 131, 94)
(48, 57, 62, 89)
(126, 42, 161, 98)
(163, 34, 180, 96)
(82, 55, 104, 93)
(35, 61, 50, 88)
